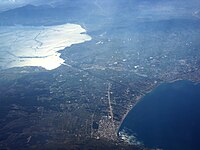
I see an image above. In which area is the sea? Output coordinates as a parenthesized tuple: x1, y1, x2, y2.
(119, 80, 200, 150)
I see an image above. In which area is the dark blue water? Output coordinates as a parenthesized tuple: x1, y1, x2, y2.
(120, 80, 200, 150)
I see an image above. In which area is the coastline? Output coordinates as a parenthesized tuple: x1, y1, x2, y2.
(116, 78, 200, 136)
(116, 82, 160, 135)
(117, 95, 143, 134)
(0, 24, 92, 70)
(118, 79, 200, 149)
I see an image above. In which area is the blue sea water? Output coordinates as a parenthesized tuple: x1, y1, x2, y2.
(119, 80, 200, 150)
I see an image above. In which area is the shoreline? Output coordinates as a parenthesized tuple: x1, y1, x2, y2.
(116, 78, 200, 136)
(0, 23, 92, 70)
(116, 82, 161, 135)
(116, 95, 143, 135)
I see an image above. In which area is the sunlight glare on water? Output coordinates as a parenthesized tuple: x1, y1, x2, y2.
(0, 24, 92, 70)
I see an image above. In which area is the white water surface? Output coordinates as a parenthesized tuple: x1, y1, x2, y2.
(0, 24, 91, 70)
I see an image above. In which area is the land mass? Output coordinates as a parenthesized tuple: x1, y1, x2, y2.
(0, 18, 200, 149)
(0, 1, 200, 148)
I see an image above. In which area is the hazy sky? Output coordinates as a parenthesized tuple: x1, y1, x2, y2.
(0, 0, 62, 11)
(0, 0, 199, 20)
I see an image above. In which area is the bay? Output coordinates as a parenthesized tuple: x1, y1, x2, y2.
(119, 80, 200, 150)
